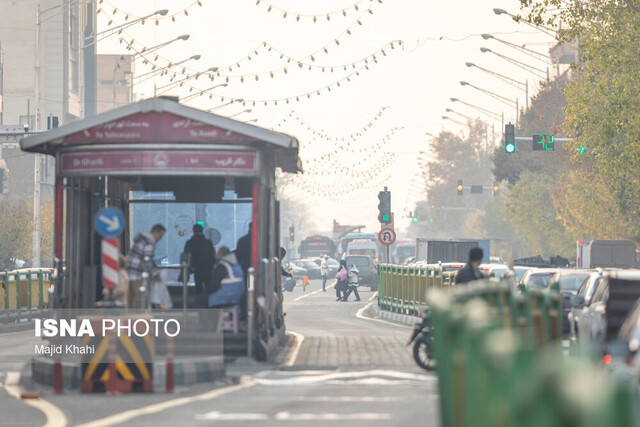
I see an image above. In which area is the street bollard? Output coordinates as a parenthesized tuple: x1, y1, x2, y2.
(106, 333, 120, 395)
(247, 267, 255, 358)
(166, 327, 175, 393)
(53, 336, 63, 394)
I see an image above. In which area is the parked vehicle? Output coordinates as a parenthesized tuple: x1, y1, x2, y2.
(612, 299, 640, 373)
(415, 239, 483, 264)
(569, 270, 610, 340)
(344, 255, 377, 290)
(513, 266, 533, 287)
(407, 308, 435, 371)
(292, 259, 322, 279)
(577, 239, 636, 269)
(310, 257, 339, 276)
(548, 270, 592, 335)
(518, 268, 561, 289)
(347, 240, 379, 263)
(573, 271, 640, 353)
(479, 263, 509, 279)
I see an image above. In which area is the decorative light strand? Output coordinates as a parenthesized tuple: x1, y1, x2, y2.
(98, 0, 203, 25)
(253, 0, 382, 22)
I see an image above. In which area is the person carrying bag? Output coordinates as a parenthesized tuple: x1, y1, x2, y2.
(335, 260, 348, 301)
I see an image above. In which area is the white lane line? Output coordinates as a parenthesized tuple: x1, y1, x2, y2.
(195, 411, 269, 421)
(293, 281, 335, 302)
(253, 369, 433, 386)
(355, 302, 411, 329)
(2, 372, 68, 427)
(76, 376, 255, 427)
(295, 396, 403, 402)
(284, 330, 305, 367)
(368, 291, 378, 301)
(275, 411, 392, 421)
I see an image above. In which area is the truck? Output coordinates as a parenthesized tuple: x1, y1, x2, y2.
(576, 239, 636, 269)
(415, 239, 489, 264)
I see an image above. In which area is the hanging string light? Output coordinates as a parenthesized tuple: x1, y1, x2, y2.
(99, 0, 204, 25)
(253, 0, 382, 22)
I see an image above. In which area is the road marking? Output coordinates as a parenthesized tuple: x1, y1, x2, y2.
(195, 411, 268, 420)
(275, 411, 392, 421)
(293, 282, 335, 301)
(285, 330, 305, 366)
(294, 396, 403, 402)
(2, 372, 68, 427)
(368, 291, 378, 301)
(76, 376, 255, 427)
(355, 302, 411, 328)
(253, 369, 433, 386)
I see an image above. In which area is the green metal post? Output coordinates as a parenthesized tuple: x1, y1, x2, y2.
(27, 270, 33, 320)
(38, 269, 44, 312)
(15, 271, 21, 321)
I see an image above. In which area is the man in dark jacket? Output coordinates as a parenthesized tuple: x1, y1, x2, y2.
(235, 222, 252, 278)
(455, 247, 484, 285)
(183, 224, 215, 294)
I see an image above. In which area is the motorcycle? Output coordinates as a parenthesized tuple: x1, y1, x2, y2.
(407, 308, 436, 371)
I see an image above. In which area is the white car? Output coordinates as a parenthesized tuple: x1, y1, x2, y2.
(569, 270, 609, 340)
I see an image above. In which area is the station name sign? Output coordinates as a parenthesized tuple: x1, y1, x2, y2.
(60, 150, 257, 175)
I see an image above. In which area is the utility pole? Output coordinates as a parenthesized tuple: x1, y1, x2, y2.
(32, 153, 41, 267)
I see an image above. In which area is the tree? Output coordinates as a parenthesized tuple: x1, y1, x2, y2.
(39, 200, 54, 267)
(0, 201, 34, 270)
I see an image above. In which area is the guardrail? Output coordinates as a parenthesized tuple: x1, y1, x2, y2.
(428, 279, 639, 427)
(0, 268, 53, 322)
(376, 264, 457, 316)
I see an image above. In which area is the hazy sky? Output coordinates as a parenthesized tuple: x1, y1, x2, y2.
(99, 0, 559, 235)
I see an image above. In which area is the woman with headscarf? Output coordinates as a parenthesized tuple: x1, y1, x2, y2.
(343, 264, 361, 302)
(335, 259, 348, 301)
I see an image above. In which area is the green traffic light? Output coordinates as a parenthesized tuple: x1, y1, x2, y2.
(382, 214, 390, 221)
(505, 143, 515, 153)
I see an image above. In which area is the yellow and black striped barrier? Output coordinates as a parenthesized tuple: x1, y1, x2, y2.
(80, 316, 154, 393)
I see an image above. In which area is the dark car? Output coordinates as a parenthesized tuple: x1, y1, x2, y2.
(344, 255, 377, 291)
(293, 259, 322, 279)
(548, 270, 591, 336)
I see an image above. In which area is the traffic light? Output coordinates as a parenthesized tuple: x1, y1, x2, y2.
(289, 225, 295, 242)
(409, 211, 418, 222)
(532, 134, 554, 151)
(457, 180, 463, 196)
(493, 183, 499, 196)
(505, 123, 515, 153)
(377, 190, 391, 223)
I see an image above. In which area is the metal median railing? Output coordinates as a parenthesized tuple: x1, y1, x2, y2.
(428, 279, 639, 427)
(376, 264, 457, 316)
(0, 268, 54, 322)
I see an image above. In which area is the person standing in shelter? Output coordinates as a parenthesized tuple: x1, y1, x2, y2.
(343, 264, 361, 302)
(183, 223, 215, 296)
(235, 222, 252, 279)
(126, 224, 166, 308)
(205, 246, 246, 307)
(455, 247, 484, 285)
(320, 255, 329, 292)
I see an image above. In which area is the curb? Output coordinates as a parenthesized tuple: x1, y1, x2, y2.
(368, 303, 419, 326)
(30, 356, 225, 391)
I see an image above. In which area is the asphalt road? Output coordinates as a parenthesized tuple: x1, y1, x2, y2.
(0, 278, 439, 426)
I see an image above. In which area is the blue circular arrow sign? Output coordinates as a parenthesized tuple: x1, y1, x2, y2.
(95, 207, 125, 238)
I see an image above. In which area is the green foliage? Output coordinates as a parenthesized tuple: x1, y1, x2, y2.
(504, 172, 577, 258)
(0, 200, 34, 270)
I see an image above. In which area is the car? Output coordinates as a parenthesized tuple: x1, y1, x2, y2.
(547, 270, 592, 335)
(518, 268, 561, 289)
(513, 266, 533, 287)
(344, 255, 378, 291)
(292, 259, 322, 279)
(612, 298, 640, 374)
(283, 261, 308, 278)
(568, 270, 610, 340)
(574, 271, 640, 353)
(479, 263, 509, 279)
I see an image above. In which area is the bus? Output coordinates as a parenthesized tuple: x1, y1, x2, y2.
(299, 235, 337, 259)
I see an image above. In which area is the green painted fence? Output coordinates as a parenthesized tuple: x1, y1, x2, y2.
(0, 268, 53, 322)
(376, 264, 456, 316)
(428, 279, 639, 427)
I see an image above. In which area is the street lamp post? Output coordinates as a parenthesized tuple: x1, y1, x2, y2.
(459, 81, 518, 122)
(441, 115, 467, 127)
(227, 109, 252, 119)
(492, 8, 557, 38)
(445, 108, 473, 121)
(465, 62, 529, 108)
(133, 54, 201, 84)
(481, 34, 551, 64)
(480, 47, 548, 81)
(450, 97, 502, 122)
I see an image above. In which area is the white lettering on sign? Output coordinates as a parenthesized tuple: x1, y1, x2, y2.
(214, 156, 248, 167)
(104, 131, 141, 140)
(103, 120, 150, 130)
(73, 158, 104, 167)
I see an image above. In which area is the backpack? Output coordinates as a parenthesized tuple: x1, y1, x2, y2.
(336, 267, 347, 281)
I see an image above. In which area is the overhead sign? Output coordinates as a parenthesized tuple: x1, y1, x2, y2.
(378, 228, 396, 246)
(95, 207, 124, 238)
